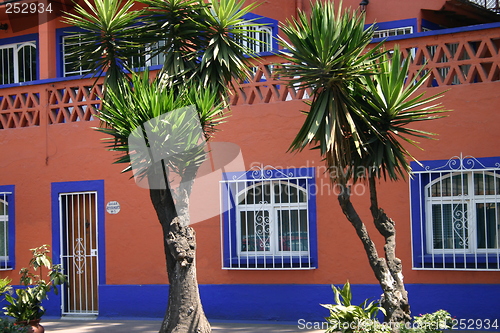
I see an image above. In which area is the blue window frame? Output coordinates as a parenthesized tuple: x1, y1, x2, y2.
(410, 155, 500, 270)
(238, 13, 278, 57)
(0, 34, 38, 86)
(369, 18, 417, 41)
(0, 185, 15, 270)
(221, 167, 317, 269)
(56, 27, 93, 78)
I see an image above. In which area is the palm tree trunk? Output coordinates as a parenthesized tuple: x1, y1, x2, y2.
(148, 163, 211, 333)
(337, 180, 411, 326)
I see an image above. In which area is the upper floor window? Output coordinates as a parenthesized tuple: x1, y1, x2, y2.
(236, 13, 277, 56)
(0, 186, 14, 270)
(0, 41, 36, 84)
(62, 34, 91, 77)
(221, 167, 317, 269)
(128, 40, 166, 69)
(373, 26, 413, 39)
(236, 25, 273, 54)
(411, 155, 500, 270)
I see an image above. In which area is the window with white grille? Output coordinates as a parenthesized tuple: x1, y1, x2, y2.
(0, 186, 14, 270)
(62, 34, 92, 77)
(237, 25, 273, 54)
(411, 155, 500, 270)
(221, 167, 317, 269)
(373, 26, 413, 39)
(0, 41, 36, 84)
(128, 40, 166, 69)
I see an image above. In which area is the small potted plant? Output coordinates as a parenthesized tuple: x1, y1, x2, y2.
(1, 245, 67, 333)
(0, 279, 29, 333)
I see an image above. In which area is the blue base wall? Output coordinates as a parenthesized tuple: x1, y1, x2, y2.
(3, 283, 497, 329)
(97, 283, 500, 328)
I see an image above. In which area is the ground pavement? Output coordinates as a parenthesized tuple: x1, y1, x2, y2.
(40, 319, 325, 332)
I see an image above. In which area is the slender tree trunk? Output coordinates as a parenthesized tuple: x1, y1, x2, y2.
(337, 179, 411, 327)
(148, 163, 211, 333)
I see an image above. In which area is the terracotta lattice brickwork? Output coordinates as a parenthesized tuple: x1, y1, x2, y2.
(0, 27, 499, 129)
(402, 35, 500, 87)
(48, 83, 103, 124)
(229, 59, 313, 106)
(0, 90, 41, 129)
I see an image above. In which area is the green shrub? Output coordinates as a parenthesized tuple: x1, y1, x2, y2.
(321, 281, 390, 333)
(401, 310, 453, 333)
(0, 318, 29, 333)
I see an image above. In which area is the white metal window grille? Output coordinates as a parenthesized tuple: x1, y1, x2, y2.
(468, 0, 500, 12)
(0, 192, 10, 270)
(221, 166, 316, 269)
(128, 40, 166, 69)
(373, 26, 413, 39)
(60, 192, 99, 315)
(411, 155, 500, 270)
(236, 25, 273, 54)
(0, 41, 36, 84)
(62, 35, 92, 77)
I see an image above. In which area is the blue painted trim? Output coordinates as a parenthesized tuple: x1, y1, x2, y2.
(55, 26, 86, 78)
(95, 283, 500, 329)
(0, 185, 15, 269)
(421, 19, 444, 31)
(368, 18, 417, 32)
(411, 156, 500, 173)
(0, 33, 39, 86)
(221, 168, 318, 269)
(242, 12, 279, 57)
(372, 21, 500, 43)
(0, 33, 38, 47)
(51, 180, 106, 296)
(410, 156, 500, 269)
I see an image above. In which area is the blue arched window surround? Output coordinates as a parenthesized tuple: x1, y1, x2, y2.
(221, 167, 317, 270)
(239, 12, 279, 57)
(0, 185, 15, 270)
(410, 155, 500, 270)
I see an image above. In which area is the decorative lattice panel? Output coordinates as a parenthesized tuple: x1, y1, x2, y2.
(0, 92, 40, 129)
(48, 84, 102, 124)
(1, 28, 500, 129)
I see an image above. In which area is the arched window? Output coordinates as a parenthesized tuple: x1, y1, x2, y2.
(0, 41, 37, 84)
(237, 25, 273, 54)
(426, 172, 500, 252)
(221, 167, 317, 269)
(237, 181, 308, 254)
(0, 197, 8, 260)
(0, 186, 14, 270)
(411, 155, 500, 270)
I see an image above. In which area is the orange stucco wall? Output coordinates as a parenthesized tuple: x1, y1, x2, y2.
(2, 79, 499, 286)
(0, 0, 499, 292)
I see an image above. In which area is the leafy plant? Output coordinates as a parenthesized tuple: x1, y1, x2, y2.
(2, 245, 67, 323)
(401, 310, 453, 333)
(0, 318, 29, 333)
(321, 281, 389, 333)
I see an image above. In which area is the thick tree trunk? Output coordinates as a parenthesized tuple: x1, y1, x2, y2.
(148, 163, 211, 333)
(337, 180, 411, 327)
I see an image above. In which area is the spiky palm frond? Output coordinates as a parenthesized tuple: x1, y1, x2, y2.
(278, 1, 383, 178)
(352, 47, 449, 181)
(95, 72, 227, 176)
(138, 0, 261, 100)
(62, 0, 142, 90)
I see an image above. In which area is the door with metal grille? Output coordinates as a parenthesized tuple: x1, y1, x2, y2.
(60, 192, 99, 315)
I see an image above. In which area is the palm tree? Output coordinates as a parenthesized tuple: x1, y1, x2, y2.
(63, 0, 259, 332)
(278, 1, 448, 325)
